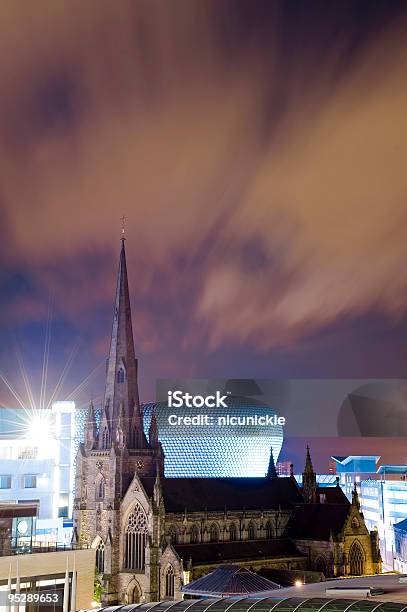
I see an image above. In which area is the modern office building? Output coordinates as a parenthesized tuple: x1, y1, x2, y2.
(0, 401, 77, 543)
(328, 459, 337, 474)
(332, 455, 379, 500)
(360, 466, 407, 569)
(277, 460, 293, 476)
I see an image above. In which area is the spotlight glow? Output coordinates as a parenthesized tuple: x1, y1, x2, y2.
(27, 411, 52, 441)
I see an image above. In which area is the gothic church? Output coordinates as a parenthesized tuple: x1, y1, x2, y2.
(73, 238, 381, 605)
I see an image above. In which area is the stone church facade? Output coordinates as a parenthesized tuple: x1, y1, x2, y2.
(72, 238, 381, 606)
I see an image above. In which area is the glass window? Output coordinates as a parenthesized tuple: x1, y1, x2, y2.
(96, 540, 105, 573)
(0, 475, 12, 489)
(23, 475, 37, 489)
(165, 565, 175, 598)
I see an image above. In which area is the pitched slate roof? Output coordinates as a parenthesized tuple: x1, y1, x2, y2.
(180, 564, 281, 596)
(284, 503, 350, 540)
(174, 538, 304, 565)
(141, 476, 303, 512)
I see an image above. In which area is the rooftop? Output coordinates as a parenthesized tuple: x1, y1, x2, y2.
(141, 476, 303, 512)
(174, 539, 304, 565)
(181, 564, 280, 596)
(87, 575, 407, 611)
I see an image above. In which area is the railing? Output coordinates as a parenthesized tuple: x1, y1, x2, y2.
(0, 538, 90, 557)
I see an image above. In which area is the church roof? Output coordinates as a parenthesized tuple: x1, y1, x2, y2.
(141, 476, 303, 512)
(317, 485, 349, 504)
(180, 564, 281, 596)
(284, 503, 350, 540)
(174, 538, 304, 565)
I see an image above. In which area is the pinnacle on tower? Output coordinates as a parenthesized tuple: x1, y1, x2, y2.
(304, 444, 314, 473)
(84, 400, 97, 451)
(266, 447, 278, 478)
(352, 481, 361, 510)
(116, 401, 126, 449)
(302, 445, 318, 504)
(149, 410, 159, 448)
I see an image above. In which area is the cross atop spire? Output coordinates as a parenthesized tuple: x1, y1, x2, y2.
(121, 215, 126, 241)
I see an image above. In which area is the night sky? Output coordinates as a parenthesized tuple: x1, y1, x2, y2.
(1, 1, 407, 468)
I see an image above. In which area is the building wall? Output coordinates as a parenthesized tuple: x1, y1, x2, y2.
(0, 402, 76, 523)
(0, 548, 95, 610)
(361, 478, 407, 569)
(394, 528, 407, 572)
(164, 509, 292, 544)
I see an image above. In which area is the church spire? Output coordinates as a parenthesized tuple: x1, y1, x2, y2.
(101, 233, 146, 448)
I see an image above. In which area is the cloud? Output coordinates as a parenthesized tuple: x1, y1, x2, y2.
(197, 22, 407, 349)
(0, 1, 406, 357)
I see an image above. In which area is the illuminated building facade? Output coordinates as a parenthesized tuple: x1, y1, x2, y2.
(143, 398, 283, 477)
(360, 466, 407, 570)
(0, 401, 77, 543)
(332, 455, 379, 500)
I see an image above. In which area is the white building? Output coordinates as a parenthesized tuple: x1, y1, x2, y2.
(0, 401, 76, 543)
(360, 466, 407, 570)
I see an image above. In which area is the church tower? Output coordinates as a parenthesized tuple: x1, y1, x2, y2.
(73, 234, 163, 604)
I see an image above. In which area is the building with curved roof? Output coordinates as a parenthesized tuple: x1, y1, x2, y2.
(180, 564, 280, 596)
(86, 595, 407, 612)
(143, 391, 284, 478)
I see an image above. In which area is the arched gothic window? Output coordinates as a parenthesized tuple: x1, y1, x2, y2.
(165, 565, 175, 598)
(117, 368, 125, 384)
(168, 525, 178, 545)
(229, 523, 237, 541)
(124, 503, 148, 570)
(349, 541, 365, 575)
(96, 540, 105, 574)
(265, 520, 273, 539)
(190, 524, 199, 544)
(102, 426, 110, 449)
(96, 476, 105, 500)
(247, 522, 256, 540)
(209, 523, 219, 543)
